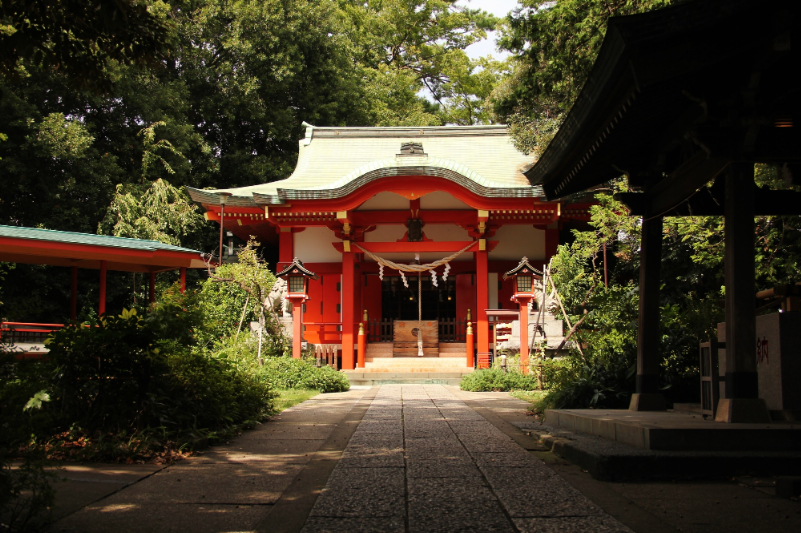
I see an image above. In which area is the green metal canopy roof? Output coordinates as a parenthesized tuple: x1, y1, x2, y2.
(0, 225, 206, 272)
(0, 225, 200, 253)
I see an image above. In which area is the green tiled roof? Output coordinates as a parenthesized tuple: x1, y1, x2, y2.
(0, 225, 201, 254)
(187, 124, 540, 206)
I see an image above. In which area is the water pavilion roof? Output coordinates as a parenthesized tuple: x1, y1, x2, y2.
(187, 124, 540, 207)
(0, 225, 206, 272)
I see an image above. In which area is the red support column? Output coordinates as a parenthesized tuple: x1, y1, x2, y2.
(545, 226, 559, 261)
(292, 301, 303, 359)
(180, 267, 186, 294)
(475, 247, 490, 367)
(99, 260, 107, 316)
(70, 266, 78, 321)
(279, 228, 294, 266)
(149, 272, 156, 303)
(341, 250, 356, 369)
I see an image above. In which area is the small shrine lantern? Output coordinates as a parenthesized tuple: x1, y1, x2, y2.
(277, 258, 318, 359)
(503, 257, 543, 372)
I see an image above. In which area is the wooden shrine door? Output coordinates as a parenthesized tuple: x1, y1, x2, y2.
(393, 320, 438, 357)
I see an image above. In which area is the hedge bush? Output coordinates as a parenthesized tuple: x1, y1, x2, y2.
(459, 367, 539, 392)
(261, 357, 350, 392)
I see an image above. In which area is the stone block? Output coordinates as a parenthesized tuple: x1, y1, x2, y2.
(756, 312, 801, 412)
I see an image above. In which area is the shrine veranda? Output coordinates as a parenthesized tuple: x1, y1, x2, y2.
(188, 125, 591, 369)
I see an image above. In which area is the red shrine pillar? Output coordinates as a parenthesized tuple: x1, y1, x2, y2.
(99, 260, 107, 316)
(180, 267, 186, 294)
(475, 246, 490, 367)
(70, 266, 78, 321)
(342, 249, 356, 369)
(149, 272, 156, 303)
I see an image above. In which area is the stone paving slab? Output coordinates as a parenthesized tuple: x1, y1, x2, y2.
(56, 503, 272, 533)
(301, 384, 632, 533)
(115, 463, 304, 504)
(47, 464, 165, 522)
(309, 467, 405, 518)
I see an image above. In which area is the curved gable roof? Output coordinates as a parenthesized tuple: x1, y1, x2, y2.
(188, 125, 540, 207)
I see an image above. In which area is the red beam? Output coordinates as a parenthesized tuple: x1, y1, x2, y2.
(332, 241, 498, 254)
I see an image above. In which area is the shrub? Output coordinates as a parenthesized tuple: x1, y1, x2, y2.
(261, 357, 350, 392)
(3, 309, 276, 460)
(460, 367, 539, 392)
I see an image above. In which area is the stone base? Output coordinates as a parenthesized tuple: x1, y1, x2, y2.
(628, 393, 667, 411)
(714, 398, 771, 423)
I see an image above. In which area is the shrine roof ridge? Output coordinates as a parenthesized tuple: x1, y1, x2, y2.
(305, 124, 510, 139)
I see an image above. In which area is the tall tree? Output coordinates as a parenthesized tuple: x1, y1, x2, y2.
(492, 0, 672, 154)
(0, 0, 173, 93)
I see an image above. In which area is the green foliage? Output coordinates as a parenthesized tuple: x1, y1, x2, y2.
(261, 357, 350, 393)
(342, 0, 502, 125)
(460, 367, 540, 392)
(274, 389, 320, 414)
(493, 0, 673, 153)
(0, 303, 276, 461)
(0, 457, 59, 532)
(98, 178, 204, 247)
(207, 239, 288, 357)
(0, 0, 173, 92)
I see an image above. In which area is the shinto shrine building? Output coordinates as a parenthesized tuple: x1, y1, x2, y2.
(188, 125, 590, 370)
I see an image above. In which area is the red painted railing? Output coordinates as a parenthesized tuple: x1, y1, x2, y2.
(302, 322, 342, 344)
(1, 321, 65, 344)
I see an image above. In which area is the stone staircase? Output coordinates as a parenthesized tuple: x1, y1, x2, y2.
(346, 342, 474, 386)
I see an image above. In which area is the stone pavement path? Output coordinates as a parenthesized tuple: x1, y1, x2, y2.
(303, 384, 631, 533)
(53, 388, 373, 533)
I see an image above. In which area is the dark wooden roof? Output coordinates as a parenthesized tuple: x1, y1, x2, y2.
(276, 258, 319, 280)
(503, 257, 543, 280)
(524, 0, 801, 204)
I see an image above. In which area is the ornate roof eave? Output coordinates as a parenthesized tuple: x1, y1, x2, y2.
(276, 258, 319, 280)
(503, 257, 544, 280)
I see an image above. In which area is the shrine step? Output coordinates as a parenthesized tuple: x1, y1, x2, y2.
(343, 370, 473, 386)
(365, 357, 471, 370)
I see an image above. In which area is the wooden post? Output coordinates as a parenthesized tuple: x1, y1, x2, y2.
(629, 216, 666, 411)
(180, 267, 186, 294)
(716, 162, 770, 422)
(292, 301, 303, 359)
(341, 249, 355, 369)
(70, 266, 78, 321)
(476, 247, 490, 366)
(357, 322, 366, 368)
(149, 272, 156, 304)
(465, 309, 474, 368)
(99, 260, 107, 316)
